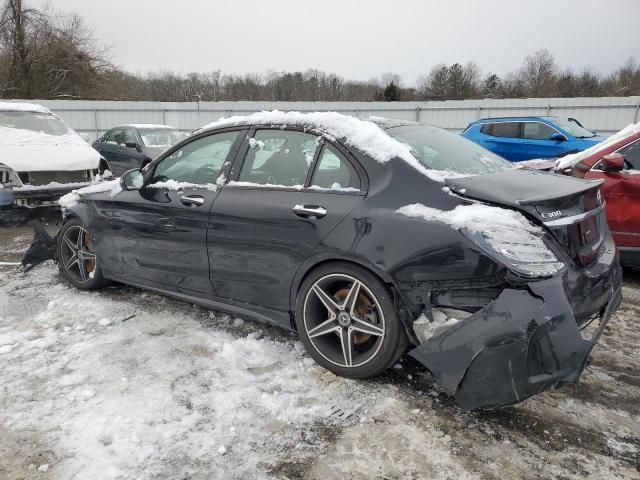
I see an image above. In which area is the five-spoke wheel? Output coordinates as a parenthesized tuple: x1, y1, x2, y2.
(57, 219, 108, 290)
(296, 264, 407, 378)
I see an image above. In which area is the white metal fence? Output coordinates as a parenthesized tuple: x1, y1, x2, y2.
(13, 96, 640, 141)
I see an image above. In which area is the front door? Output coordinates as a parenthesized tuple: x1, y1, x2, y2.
(100, 130, 242, 294)
(208, 128, 365, 312)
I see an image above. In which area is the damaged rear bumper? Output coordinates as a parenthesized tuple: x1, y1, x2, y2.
(409, 269, 622, 411)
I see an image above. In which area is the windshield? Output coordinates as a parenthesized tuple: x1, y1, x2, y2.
(554, 118, 595, 138)
(0, 111, 74, 136)
(386, 124, 514, 175)
(139, 129, 189, 147)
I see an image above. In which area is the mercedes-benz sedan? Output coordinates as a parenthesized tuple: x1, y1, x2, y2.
(54, 112, 621, 410)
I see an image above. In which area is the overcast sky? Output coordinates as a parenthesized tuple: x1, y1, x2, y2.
(39, 0, 640, 85)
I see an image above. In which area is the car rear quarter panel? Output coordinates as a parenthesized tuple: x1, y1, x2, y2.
(290, 159, 502, 309)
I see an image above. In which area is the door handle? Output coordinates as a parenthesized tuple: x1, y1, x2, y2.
(293, 204, 327, 219)
(181, 195, 205, 207)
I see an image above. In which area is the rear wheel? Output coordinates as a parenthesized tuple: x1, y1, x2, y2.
(295, 263, 407, 378)
(57, 219, 108, 290)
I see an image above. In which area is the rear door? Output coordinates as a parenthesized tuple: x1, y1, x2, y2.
(208, 128, 365, 312)
(585, 139, 640, 248)
(482, 122, 524, 161)
(101, 130, 242, 294)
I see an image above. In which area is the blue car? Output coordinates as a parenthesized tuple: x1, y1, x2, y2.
(462, 116, 605, 161)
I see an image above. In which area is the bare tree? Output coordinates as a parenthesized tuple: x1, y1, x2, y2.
(519, 49, 558, 97)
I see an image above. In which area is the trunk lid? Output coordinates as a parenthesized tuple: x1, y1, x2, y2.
(446, 168, 606, 267)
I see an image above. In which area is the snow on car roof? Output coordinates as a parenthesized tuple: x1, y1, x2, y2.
(555, 121, 640, 170)
(200, 110, 447, 182)
(127, 124, 176, 129)
(0, 101, 52, 114)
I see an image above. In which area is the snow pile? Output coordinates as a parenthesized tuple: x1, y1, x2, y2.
(0, 126, 85, 146)
(397, 203, 539, 234)
(0, 264, 420, 479)
(517, 159, 556, 170)
(201, 111, 448, 182)
(13, 181, 92, 192)
(0, 101, 51, 114)
(58, 179, 122, 209)
(227, 180, 305, 190)
(148, 179, 217, 191)
(555, 122, 640, 170)
(412, 311, 460, 344)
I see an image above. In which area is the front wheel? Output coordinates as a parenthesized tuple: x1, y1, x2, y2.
(56, 218, 108, 290)
(295, 263, 407, 378)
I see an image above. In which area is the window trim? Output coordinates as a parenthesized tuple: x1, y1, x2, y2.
(591, 138, 640, 173)
(144, 127, 246, 185)
(480, 121, 521, 139)
(224, 125, 367, 196)
(478, 120, 567, 141)
(307, 143, 362, 193)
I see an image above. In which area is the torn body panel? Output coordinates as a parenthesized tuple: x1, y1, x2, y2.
(408, 266, 622, 411)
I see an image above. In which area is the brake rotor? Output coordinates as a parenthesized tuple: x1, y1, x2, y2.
(84, 234, 96, 274)
(334, 287, 376, 345)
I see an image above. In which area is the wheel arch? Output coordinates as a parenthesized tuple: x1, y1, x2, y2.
(288, 254, 408, 332)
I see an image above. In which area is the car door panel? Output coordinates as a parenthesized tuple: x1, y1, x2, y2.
(96, 187, 218, 294)
(207, 188, 363, 311)
(95, 130, 243, 295)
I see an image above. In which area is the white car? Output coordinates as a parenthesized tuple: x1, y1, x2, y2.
(0, 102, 108, 211)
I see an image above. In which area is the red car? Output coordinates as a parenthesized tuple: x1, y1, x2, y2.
(555, 123, 640, 266)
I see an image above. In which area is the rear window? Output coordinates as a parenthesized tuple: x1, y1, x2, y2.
(480, 124, 493, 135)
(386, 124, 514, 175)
(0, 111, 73, 136)
(489, 122, 520, 138)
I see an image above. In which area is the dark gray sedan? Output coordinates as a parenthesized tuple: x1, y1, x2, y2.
(92, 124, 188, 176)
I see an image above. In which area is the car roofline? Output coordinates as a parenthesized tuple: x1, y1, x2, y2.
(472, 116, 558, 123)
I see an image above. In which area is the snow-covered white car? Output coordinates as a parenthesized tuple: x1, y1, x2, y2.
(0, 102, 108, 212)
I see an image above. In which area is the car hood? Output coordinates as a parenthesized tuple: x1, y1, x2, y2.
(0, 142, 100, 172)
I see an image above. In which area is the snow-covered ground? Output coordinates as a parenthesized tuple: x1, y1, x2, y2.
(1, 228, 639, 480)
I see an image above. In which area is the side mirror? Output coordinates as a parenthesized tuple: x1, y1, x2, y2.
(549, 132, 567, 142)
(79, 133, 91, 143)
(125, 141, 140, 150)
(601, 153, 624, 172)
(120, 169, 144, 191)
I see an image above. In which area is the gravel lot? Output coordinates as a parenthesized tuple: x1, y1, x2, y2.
(1, 225, 639, 480)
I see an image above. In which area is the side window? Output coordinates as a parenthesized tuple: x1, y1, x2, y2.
(104, 128, 123, 144)
(490, 122, 520, 138)
(310, 145, 360, 191)
(523, 122, 557, 140)
(619, 139, 640, 170)
(124, 129, 138, 145)
(152, 131, 238, 185)
(480, 124, 493, 135)
(238, 130, 319, 186)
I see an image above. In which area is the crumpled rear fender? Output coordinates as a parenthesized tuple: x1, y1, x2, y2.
(409, 275, 622, 410)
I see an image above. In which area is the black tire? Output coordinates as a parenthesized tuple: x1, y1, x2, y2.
(295, 262, 407, 378)
(56, 218, 108, 290)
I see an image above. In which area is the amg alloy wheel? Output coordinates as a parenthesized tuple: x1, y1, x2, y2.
(296, 264, 407, 378)
(57, 219, 108, 290)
